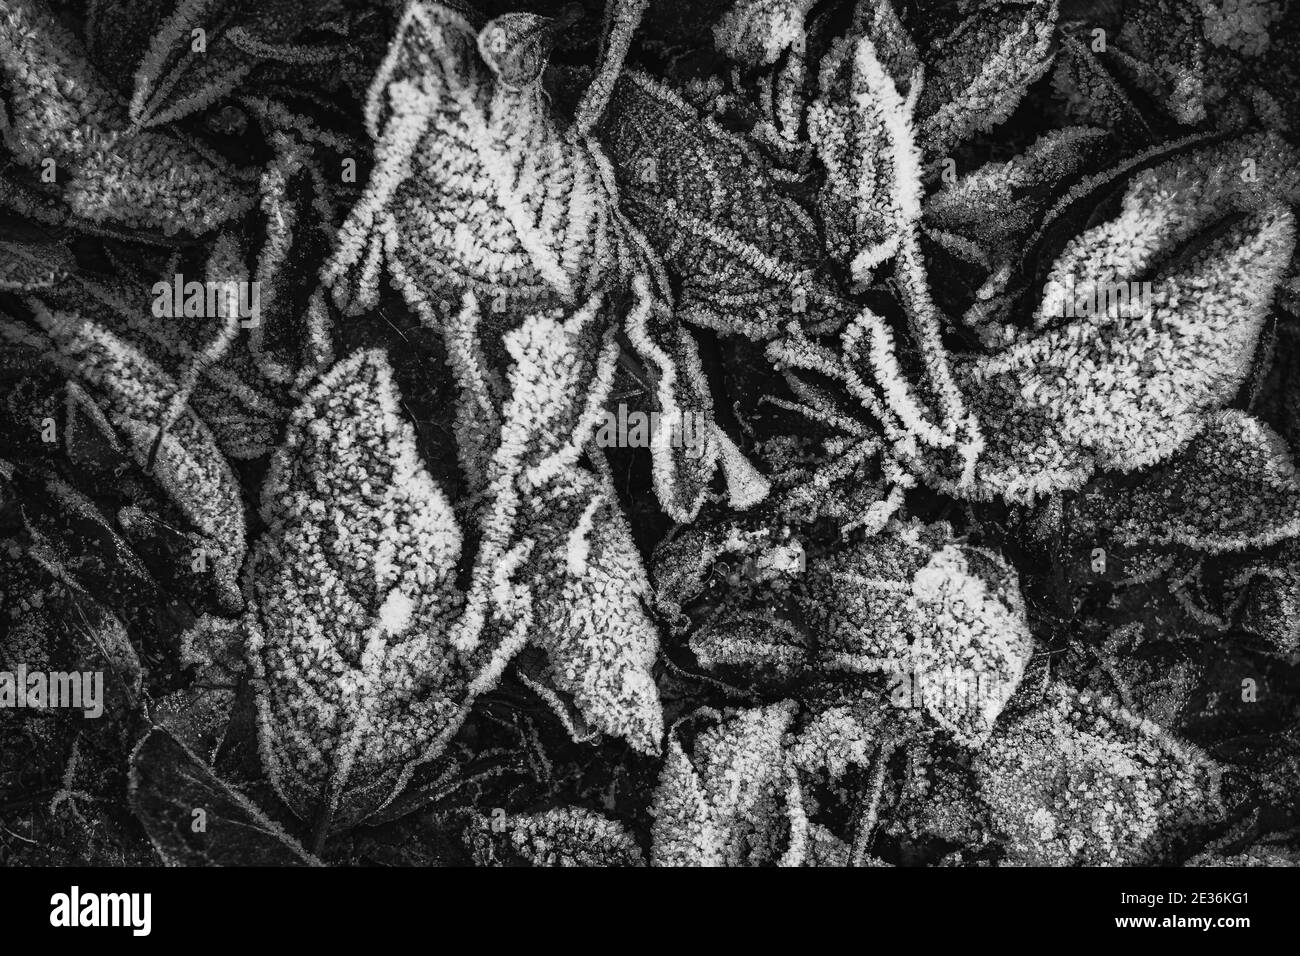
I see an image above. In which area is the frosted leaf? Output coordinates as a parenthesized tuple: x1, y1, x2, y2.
(1201, 0, 1282, 56)
(1188, 841, 1300, 867)
(974, 683, 1222, 865)
(650, 701, 805, 866)
(907, 544, 1034, 744)
(793, 526, 942, 672)
(529, 472, 664, 753)
(468, 302, 663, 750)
(923, 126, 1111, 270)
(247, 349, 507, 829)
(620, 280, 765, 522)
(0, 238, 77, 291)
(1233, 540, 1300, 656)
(4, 542, 144, 709)
(130, 0, 336, 129)
(950, 142, 1298, 502)
(852, 0, 921, 86)
(713, 0, 817, 67)
(1073, 410, 1300, 555)
(1115, 0, 1209, 125)
(129, 727, 320, 866)
(1050, 32, 1150, 134)
(468, 806, 645, 867)
(324, 2, 636, 313)
(0, 0, 254, 235)
(27, 306, 246, 611)
(799, 525, 1033, 745)
(153, 614, 245, 758)
(652, 515, 807, 632)
(442, 293, 675, 748)
(1034, 133, 1300, 329)
(657, 518, 1033, 745)
(916, 0, 1059, 162)
(790, 702, 885, 780)
(807, 31, 923, 277)
(604, 71, 848, 340)
(804, 823, 853, 867)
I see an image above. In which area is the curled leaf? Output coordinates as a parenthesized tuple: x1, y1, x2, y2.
(807, 31, 923, 276)
(325, 2, 635, 313)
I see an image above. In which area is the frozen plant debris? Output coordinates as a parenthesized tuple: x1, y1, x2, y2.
(1, 0, 1298, 870)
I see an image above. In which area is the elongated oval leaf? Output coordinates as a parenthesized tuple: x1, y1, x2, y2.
(29, 305, 246, 610)
(248, 349, 501, 829)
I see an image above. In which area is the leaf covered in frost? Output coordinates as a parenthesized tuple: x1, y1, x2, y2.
(466, 806, 645, 866)
(713, 0, 817, 67)
(0, 0, 254, 235)
(129, 727, 320, 866)
(650, 701, 807, 866)
(324, 1, 636, 313)
(916, 0, 1059, 162)
(659, 518, 1034, 745)
(27, 306, 247, 610)
(1073, 410, 1300, 554)
(948, 135, 1300, 502)
(807, 29, 923, 277)
(604, 71, 847, 340)
(130, 0, 339, 129)
(246, 349, 519, 830)
(974, 683, 1222, 865)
